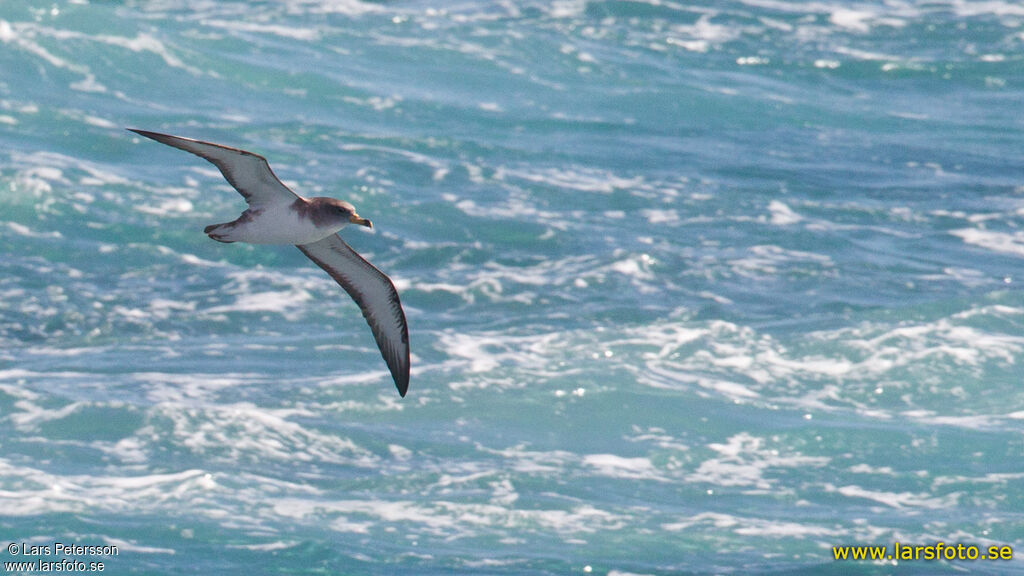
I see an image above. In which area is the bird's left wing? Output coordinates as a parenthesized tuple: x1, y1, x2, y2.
(128, 129, 300, 208)
(297, 234, 410, 397)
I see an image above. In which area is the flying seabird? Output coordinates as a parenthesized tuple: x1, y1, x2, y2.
(129, 129, 410, 397)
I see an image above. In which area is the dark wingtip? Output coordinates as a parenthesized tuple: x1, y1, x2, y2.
(396, 377, 408, 398)
(127, 128, 158, 140)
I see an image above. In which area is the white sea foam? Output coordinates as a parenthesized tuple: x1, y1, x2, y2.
(229, 540, 301, 551)
(205, 290, 312, 315)
(0, 20, 204, 92)
(415, 252, 663, 307)
(130, 372, 252, 404)
(340, 143, 448, 181)
(5, 221, 62, 238)
(829, 9, 874, 33)
(0, 20, 84, 71)
(478, 444, 577, 475)
(932, 471, 1024, 488)
(36, 24, 201, 74)
(452, 197, 566, 231)
(661, 511, 739, 532)
(156, 401, 379, 466)
(269, 497, 626, 538)
(96, 32, 199, 73)
(199, 268, 321, 319)
(7, 151, 136, 220)
(9, 400, 85, 429)
(664, 511, 840, 539)
(950, 0, 1024, 18)
(625, 303, 1024, 428)
(100, 538, 175, 555)
(641, 209, 679, 224)
(832, 485, 959, 509)
(582, 454, 662, 481)
(687, 433, 829, 491)
(149, 245, 223, 268)
(766, 200, 802, 225)
(950, 228, 1024, 258)
(201, 19, 322, 41)
(0, 460, 217, 517)
(440, 330, 562, 377)
(134, 197, 194, 216)
(504, 166, 644, 194)
(548, 0, 586, 18)
(283, 0, 383, 15)
(728, 245, 834, 279)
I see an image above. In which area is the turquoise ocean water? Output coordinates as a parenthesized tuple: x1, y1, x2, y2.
(2, 0, 1024, 574)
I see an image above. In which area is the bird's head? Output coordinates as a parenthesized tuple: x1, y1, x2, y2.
(318, 198, 372, 229)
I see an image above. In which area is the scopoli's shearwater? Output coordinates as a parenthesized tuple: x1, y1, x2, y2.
(129, 129, 410, 397)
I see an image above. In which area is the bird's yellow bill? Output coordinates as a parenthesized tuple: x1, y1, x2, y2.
(350, 214, 373, 228)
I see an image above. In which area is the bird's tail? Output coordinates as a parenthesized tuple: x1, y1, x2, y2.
(204, 222, 236, 243)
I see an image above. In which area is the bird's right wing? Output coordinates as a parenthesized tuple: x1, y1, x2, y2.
(298, 234, 410, 397)
(129, 129, 300, 208)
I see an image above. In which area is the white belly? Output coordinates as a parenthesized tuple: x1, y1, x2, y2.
(219, 204, 343, 245)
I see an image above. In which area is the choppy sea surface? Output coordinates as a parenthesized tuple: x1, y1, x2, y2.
(2, 0, 1024, 574)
